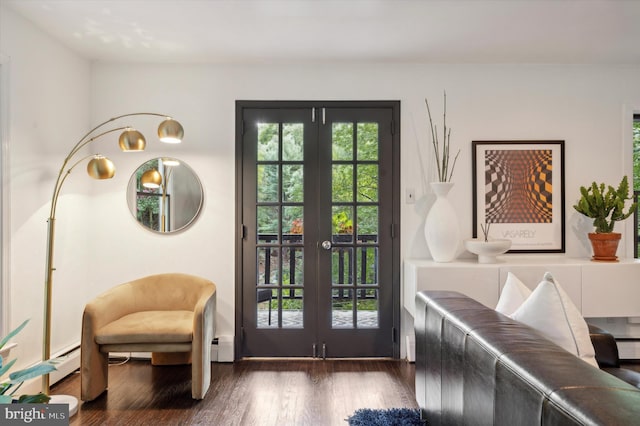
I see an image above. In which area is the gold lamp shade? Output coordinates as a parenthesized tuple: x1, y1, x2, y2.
(87, 156, 115, 179)
(141, 169, 162, 188)
(158, 118, 184, 144)
(119, 129, 147, 151)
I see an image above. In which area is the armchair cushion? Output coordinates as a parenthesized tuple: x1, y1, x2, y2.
(95, 311, 193, 345)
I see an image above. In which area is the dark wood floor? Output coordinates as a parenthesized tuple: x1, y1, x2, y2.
(53, 359, 417, 426)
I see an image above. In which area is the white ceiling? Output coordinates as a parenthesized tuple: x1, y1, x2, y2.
(5, 0, 640, 65)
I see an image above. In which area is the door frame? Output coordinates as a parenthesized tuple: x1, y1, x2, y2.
(234, 100, 401, 359)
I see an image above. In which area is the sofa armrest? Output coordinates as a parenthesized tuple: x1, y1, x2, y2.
(588, 323, 620, 369)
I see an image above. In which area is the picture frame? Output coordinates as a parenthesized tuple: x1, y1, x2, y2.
(472, 140, 565, 253)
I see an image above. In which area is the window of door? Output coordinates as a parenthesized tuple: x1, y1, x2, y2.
(235, 101, 400, 358)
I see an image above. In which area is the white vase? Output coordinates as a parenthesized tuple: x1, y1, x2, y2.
(424, 182, 460, 262)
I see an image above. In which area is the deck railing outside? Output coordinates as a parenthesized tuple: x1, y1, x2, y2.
(257, 233, 378, 300)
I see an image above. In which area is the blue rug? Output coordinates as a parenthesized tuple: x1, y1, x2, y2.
(347, 408, 424, 425)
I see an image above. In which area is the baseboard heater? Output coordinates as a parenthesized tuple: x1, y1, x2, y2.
(16, 345, 81, 396)
(110, 336, 234, 363)
(615, 337, 640, 362)
(16, 335, 235, 396)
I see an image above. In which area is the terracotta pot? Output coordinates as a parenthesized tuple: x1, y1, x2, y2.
(588, 232, 621, 262)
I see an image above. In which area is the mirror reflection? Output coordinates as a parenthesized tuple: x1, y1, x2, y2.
(127, 157, 203, 233)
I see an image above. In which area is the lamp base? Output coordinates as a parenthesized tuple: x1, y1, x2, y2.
(49, 394, 78, 417)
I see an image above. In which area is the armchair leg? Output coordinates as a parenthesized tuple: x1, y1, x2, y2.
(81, 351, 109, 401)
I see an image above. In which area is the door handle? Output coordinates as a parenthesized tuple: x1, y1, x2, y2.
(321, 240, 332, 250)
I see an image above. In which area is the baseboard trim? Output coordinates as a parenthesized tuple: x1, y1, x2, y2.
(15, 336, 235, 395)
(17, 347, 81, 396)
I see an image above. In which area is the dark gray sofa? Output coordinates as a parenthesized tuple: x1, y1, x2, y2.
(415, 290, 640, 425)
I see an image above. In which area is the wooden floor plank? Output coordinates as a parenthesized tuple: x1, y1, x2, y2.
(53, 359, 417, 425)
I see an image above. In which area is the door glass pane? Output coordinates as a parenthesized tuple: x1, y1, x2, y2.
(257, 288, 277, 329)
(357, 288, 378, 328)
(257, 247, 279, 285)
(357, 122, 378, 161)
(332, 206, 354, 243)
(357, 206, 378, 244)
(257, 206, 279, 244)
(332, 288, 353, 328)
(257, 251, 305, 329)
(357, 164, 378, 202)
(282, 288, 303, 328)
(331, 247, 353, 285)
(258, 123, 279, 161)
(283, 247, 303, 285)
(282, 206, 304, 241)
(283, 123, 304, 161)
(332, 122, 353, 161)
(282, 165, 304, 202)
(357, 247, 377, 285)
(257, 165, 279, 202)
(332, 165, 353, 202)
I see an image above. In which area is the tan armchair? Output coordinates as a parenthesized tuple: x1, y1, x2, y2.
(80, 273, 216, 401)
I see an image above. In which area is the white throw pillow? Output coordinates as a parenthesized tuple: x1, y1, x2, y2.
(511, 272, 598, 368)
(495, 272, 532, 316)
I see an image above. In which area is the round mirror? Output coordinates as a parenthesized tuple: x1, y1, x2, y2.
(127, 157, 204, 233)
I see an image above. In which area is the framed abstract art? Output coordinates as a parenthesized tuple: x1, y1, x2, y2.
(471, 140, 565, 253)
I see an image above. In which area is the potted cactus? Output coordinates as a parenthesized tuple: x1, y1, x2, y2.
(573, 175, 637, 261)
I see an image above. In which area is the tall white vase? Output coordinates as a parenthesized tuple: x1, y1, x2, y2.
(424, 182, 460, 262)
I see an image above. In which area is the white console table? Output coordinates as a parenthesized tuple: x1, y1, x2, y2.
(404, 256, 640, 318)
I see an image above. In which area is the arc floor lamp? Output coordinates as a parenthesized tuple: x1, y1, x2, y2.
(42, 113, 183, 414)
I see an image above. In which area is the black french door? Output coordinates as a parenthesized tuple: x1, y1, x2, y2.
(236, 101, 400, 358)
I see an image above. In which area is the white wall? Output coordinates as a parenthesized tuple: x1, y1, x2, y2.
(4, 1, 640, 366)
(0, 5, 92, 369)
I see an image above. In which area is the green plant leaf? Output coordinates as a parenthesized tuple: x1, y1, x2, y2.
(0, 358, 17, 377)
(17, 393, 50, 404)
(0, 319, 29, 350)
(0, 382, 12, 396)
(0, 394, 12, 404)
(9, 362, 56, 383)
